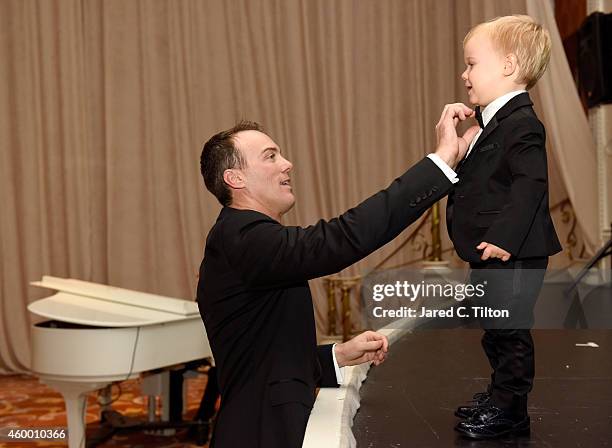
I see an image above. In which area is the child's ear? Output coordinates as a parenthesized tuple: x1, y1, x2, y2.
(503, 53, 518, 77)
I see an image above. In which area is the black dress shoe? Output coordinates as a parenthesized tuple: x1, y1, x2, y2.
(454, 391, 491, 419)
(455, 405, 530, 439)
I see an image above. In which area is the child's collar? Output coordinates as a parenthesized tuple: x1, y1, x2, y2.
(479, 90, 527, 128)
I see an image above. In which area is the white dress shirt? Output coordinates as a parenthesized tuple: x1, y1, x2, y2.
(427, 153, 459, 184)
(332, 343, 344, 384)
(466, 90, 527, 159)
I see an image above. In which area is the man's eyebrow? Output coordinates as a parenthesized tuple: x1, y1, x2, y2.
(261, 147, 280, 155)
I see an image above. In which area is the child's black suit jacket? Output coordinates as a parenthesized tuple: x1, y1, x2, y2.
(446, 92, 562, 263)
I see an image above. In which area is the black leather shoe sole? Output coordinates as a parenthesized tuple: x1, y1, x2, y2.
(455, 417, 530, 440)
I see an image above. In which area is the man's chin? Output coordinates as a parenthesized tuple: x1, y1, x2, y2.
(281, 196, 296, 214)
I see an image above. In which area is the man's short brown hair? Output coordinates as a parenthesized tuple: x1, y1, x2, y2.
(200, 120, 263, 206)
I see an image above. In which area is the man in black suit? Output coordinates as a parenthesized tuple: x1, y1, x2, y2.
(197, 104, 478, 447)
(449, 16, 562, 439)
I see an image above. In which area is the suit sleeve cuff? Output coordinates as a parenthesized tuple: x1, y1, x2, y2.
(331, 343, 344, 385)
(427, 154, 458, 184)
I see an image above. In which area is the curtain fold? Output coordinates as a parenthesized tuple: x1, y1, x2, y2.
(0, 0, 593, 373)
(526, 0, 599, 253)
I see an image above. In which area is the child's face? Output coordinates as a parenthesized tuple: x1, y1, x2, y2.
(461, 30, 508, 107)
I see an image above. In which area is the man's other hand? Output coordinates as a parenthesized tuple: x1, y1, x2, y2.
(435, 103, 480, 169)
(334, 330, 389, 367)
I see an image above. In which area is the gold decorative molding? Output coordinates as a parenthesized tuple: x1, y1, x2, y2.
(551, 198, 583, 261)
(429, 202, 443, 261)
(324, 276, 361, 341)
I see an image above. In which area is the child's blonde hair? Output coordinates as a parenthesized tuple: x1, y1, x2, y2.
(464, 15, 551, 89)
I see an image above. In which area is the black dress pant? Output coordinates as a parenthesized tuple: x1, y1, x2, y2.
(469, 257, 548, 417)
(260, 402, 311, 448)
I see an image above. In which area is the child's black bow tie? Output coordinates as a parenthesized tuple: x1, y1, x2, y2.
(475, 106, 484, 129)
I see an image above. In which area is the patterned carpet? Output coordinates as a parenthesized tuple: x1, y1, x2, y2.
(0, 373, 211, 447)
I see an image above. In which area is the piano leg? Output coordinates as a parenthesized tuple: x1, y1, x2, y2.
(42, 380, 110, 448)
(194, 366, 219, 423)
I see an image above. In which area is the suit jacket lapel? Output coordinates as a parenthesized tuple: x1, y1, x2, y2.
(472, 116, 499, 150)
(460, 93, 533, 172)
(458, 117, 499, 173)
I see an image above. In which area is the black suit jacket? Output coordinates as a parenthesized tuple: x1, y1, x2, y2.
(446, 93, 562, 263)
(197, 157, 452, 448)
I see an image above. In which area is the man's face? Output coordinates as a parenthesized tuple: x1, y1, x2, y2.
(461, 30, 507, 107)
(232, 130, 295, 217)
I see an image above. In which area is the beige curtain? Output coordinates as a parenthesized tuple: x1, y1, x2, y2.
(526, 0, 599, 253)
(0, 0, 592, 373)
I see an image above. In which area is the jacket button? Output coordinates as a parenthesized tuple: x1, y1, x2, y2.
(432, 186, 439, 192)
(409, 202, 416, 207)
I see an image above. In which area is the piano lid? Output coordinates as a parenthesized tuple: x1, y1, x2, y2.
(29, 276, 200, 327)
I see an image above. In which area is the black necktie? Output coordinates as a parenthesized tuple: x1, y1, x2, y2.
(475, 106, 484, 129)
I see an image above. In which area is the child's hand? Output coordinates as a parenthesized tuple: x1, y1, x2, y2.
(476, 242, 511, 261)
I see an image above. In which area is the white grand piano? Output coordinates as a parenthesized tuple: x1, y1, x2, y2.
(28, 276, 213, 448)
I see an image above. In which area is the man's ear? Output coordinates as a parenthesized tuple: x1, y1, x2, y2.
(223, 169, 245, 189)
(503, 53, 518, 77)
